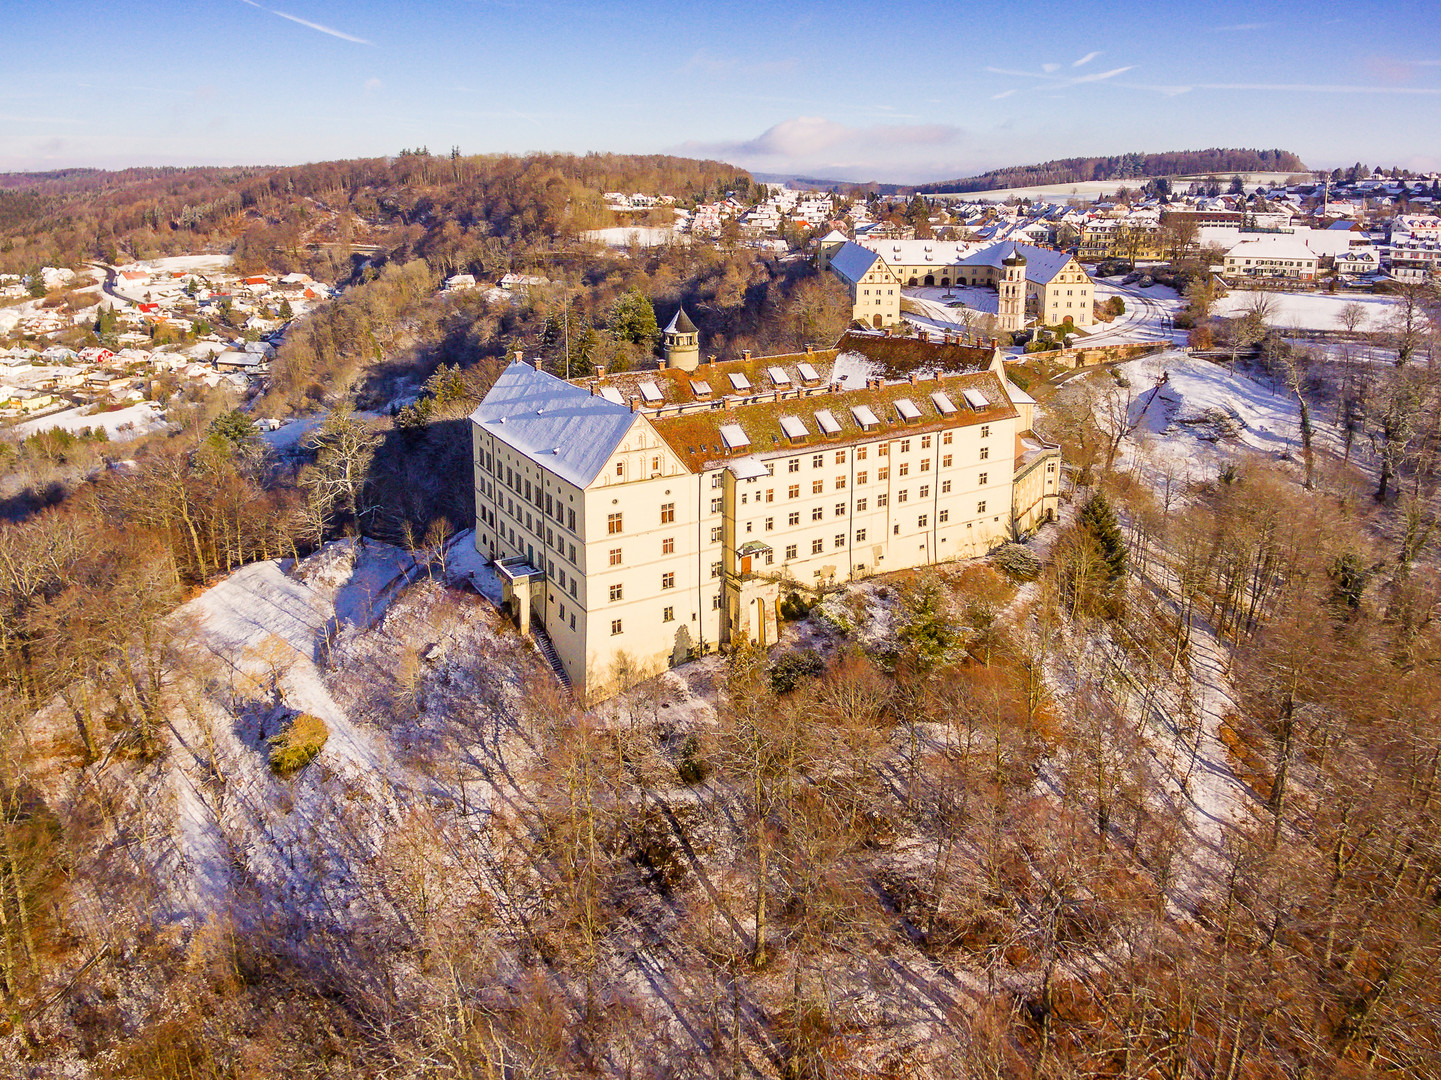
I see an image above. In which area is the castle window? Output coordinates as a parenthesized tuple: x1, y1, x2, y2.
(788, 512, 800, 526)
(663, 606, 675, 623)
(811, 539, 824, 554)
(609, 584, 623, 602)
(609, 548, 622, 566)
(611, 619, 623, 636)
(663, 537, 675, 555)
(608, 512, 623, 534)
(662, 572, 675, 590)
(785, 544, 798, 560)
(660, 502, 675, 524)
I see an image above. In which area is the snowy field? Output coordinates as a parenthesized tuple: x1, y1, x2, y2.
(933, 171, 1300, 205)
(14, 400, 165, 440)
(1212, 288, 1398, 332)
(116, 254, 232, 276)
(582, 226, 678, 248)
(1101, 351, 1306, 487)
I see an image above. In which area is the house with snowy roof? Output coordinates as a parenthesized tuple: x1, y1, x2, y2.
(1222, 237, 1319, 281)
(820, 241, 903, 327)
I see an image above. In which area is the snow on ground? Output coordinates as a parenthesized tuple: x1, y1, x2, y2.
(582, 226, 678, 248)
(164, 539, 424, 915)
(909, 284, 999, 314)
(259, 409, 384, 452)
(1114, 350, 1302, 481)
(261, 415, 323, 450)
(444, 529, 505, 605)
(14, 401, 166, 440)
(118, 254, 232, 276)
(0, 299, 41, 334)
(1212, 288, 1397, 331)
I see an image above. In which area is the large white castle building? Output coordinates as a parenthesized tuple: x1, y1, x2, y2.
(470, 325, 1060, 699)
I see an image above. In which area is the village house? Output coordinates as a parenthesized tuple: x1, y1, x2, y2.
(1223, 237, 1319, 281)
(470, 331, 1059, 699)
(819, 238, 904, 328)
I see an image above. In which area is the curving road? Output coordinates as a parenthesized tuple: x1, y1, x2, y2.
(1083, 278, 1183, 347)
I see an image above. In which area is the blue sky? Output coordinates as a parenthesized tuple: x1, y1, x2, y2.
(2, 0, 1438, 181)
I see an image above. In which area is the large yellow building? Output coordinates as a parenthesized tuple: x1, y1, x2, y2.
(471, 333, 1060, 699)
(822, 236, 1096, 331)
(820, 237, 903, 328)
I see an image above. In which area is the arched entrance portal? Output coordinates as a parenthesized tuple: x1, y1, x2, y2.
(872, 314, 883, 328)
(924, 274, 935, 286)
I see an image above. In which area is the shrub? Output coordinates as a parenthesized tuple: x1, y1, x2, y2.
(778, 591, 815, 621)
(676, 734, 708, 784)
(992, 542, 1041, 582)
(268, 712, 329, 775)
(770, 648, 825, 693)
(1106, 296, 1126, 317)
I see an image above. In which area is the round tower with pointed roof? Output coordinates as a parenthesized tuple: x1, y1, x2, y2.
(662, 305, 700, 371)
(997, 245, 1027, 333)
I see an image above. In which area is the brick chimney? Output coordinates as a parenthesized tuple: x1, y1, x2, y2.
(743, 349, 752, 362)
(630, 395, 640, 413)
(805, 343, 814, 355)
(594, 363, 606, 378)
(908, 372, 917, 385)
(589, 380, 598, 396)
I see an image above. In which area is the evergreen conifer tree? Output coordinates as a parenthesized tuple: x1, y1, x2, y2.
(1079, 492, 1127, 583)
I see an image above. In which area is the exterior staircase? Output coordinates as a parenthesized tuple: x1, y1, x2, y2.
(529, 617, 571, 688)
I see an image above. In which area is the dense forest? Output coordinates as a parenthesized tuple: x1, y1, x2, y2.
(0, 152, 754, 276)
(913, 148, 1308, 194)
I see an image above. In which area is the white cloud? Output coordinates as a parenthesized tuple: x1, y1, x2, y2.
(985, 64, 1133, 93)
(678, 116, 967, 180)
(235, 0, 373, 45)
(1072, 51, 1101, 68)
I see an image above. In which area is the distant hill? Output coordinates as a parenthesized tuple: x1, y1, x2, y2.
(911, 149, 1308, 195)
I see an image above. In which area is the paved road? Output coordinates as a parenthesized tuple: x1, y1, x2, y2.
(88, 262, 133, 309)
